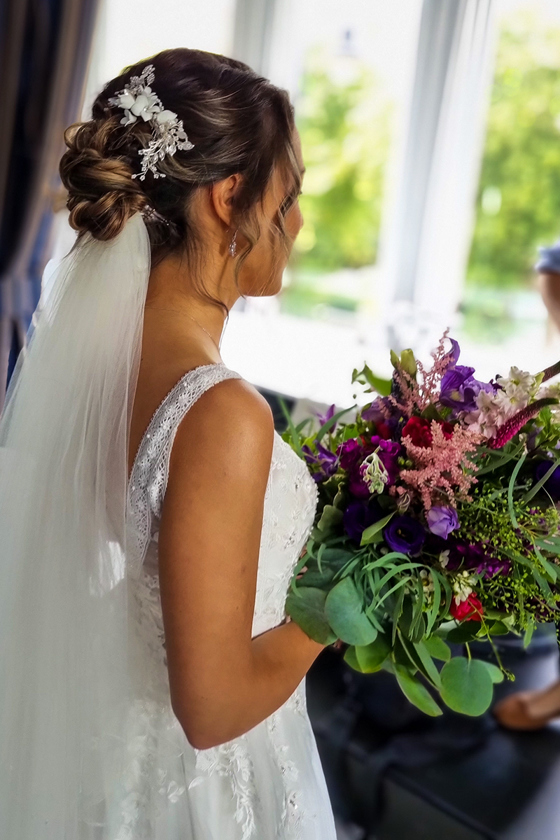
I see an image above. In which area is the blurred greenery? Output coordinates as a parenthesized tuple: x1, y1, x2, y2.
(292, 48, 392, 273)
(468, 11, 560, 289)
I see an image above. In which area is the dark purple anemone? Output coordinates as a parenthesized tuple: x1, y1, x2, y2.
(384, 515, 426, 555)
(343, 500, 384, 544)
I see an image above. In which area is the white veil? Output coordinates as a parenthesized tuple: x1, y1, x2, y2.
(0, 212, 151, 837)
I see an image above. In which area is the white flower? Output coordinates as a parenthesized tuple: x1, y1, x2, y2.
(439, 550, 450, 568)
(452, 570, 477, 605)
(360, 450, 389, 495)
(156, 109, 178, 124)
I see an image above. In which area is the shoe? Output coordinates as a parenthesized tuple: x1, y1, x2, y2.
(493, 691, 560, 731)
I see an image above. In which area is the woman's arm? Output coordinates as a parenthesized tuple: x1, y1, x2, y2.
(157, 378, 325, 750)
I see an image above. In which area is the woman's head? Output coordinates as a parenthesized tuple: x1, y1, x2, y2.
(59, 48, 305, 310)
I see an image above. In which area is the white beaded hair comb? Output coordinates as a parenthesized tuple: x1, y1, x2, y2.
(108, 64, 195, 181)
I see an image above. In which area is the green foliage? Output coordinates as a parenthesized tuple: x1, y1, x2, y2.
(292, 48, 392, 273)
(468, 12, 560, 289)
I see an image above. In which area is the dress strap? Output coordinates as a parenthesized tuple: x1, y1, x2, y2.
(127, 363, 242, 565)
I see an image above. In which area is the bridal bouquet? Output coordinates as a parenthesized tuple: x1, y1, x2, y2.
(283, 333, 560, 717)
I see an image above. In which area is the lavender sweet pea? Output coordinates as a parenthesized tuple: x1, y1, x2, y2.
(440, 365, 493, 413)
(426, 506, 459, 539)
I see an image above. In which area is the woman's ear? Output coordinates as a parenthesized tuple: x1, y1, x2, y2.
(209, 173, 243, 227)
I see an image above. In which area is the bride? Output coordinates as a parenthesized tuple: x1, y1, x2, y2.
(0, 48, 337, 838)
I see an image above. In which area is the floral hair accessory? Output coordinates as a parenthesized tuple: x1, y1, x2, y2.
(108, 64, 194, 181)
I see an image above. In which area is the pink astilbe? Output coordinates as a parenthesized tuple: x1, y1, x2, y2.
(398, 421, 482, 510)
(389, 330, 454, 415)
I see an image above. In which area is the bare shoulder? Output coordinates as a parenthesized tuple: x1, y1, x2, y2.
(166, 375, 275, 494)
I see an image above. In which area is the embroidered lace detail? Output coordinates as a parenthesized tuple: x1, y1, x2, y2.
(190, 739, 257, 840)
(124, 363, 329, 838)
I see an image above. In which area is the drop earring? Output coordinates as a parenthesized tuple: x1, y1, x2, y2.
(229, 229, 238, 257)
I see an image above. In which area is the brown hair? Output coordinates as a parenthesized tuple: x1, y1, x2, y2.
(59, 48, 302, 311)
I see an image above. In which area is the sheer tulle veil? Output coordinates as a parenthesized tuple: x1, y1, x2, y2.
(0, 212, 151, 837)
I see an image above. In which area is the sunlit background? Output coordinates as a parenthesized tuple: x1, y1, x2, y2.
(58, 0, 560, 409)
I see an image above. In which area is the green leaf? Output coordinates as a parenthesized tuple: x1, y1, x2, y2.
(355, 633, 391, 672)
(343, 645, 361, 671)
(507, 451, 527, 529)
(523, 455, 560, 503)
(424, 636, 451, 662)
(325, 577, 378, 645)
(393, 664, 442, 717)
(524, 621, 536, 649)
(278, 397, 303, 456)
(478, 660, 505, 684)
(413, 641, 442, 689)
(285, 587, 337, 645)
(440, 657, 494, 716)
(360, 511, 396, 546)
(352, 363, 392, 396)
(315, 405, 356, 443)
(446, 621, 483, 644)
(488, 621, 510, 636)
(316, 505, 344, 535)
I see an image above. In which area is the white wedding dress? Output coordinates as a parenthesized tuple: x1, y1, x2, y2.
(123, 362, 337, 840)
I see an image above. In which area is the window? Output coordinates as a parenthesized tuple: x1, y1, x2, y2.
(461, 0, 560, 372)
(266, 0, 423, 327)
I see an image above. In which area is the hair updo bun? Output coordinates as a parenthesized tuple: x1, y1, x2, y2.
(59, 47, 302, 307)
(60, 117, 148, 241)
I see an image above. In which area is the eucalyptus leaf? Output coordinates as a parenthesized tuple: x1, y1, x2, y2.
(393, 664, 442, 717)
(446, 621, 483, 644)
(478, 660, 504, 684)
(343, 645, 361, 671)
(286, 587, 337, 645)
(440, 657, 494, 716)
(355, 634, 391, 673)
(325, 577, 378, 645)
(317, 505, 344, 535)
(424, 636, 451, 662)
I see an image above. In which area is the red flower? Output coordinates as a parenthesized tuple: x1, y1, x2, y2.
(402, 416, 433, 447)
(438, 421, 454, 440)
(376, 421, 392, 440)
(450, 593, 484, 622)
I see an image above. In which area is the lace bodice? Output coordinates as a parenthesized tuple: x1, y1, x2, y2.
(122, 363, 334, 840)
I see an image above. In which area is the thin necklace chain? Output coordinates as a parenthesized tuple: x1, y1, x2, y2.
(145, 306, 225, 351)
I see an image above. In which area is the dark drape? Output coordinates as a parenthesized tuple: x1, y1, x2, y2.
(0, 0, 101, 409)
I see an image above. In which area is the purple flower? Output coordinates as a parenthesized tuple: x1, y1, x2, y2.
(302, 442, 338, 483)
(440, 365, 493, 413)
(343, 500, 383, 544)
(426, 506, 459, 539)
(534, 460, 560, 500)
(315, 403, 337, 429)
(384, 515, 426, 555)
(446, 541, 510, 578)
(370, 435, 401, 485)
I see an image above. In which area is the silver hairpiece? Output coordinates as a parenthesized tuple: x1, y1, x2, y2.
(108, 64, 194, 181)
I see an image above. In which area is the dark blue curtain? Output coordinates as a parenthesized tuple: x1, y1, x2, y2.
(0, 0, 101, 402)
